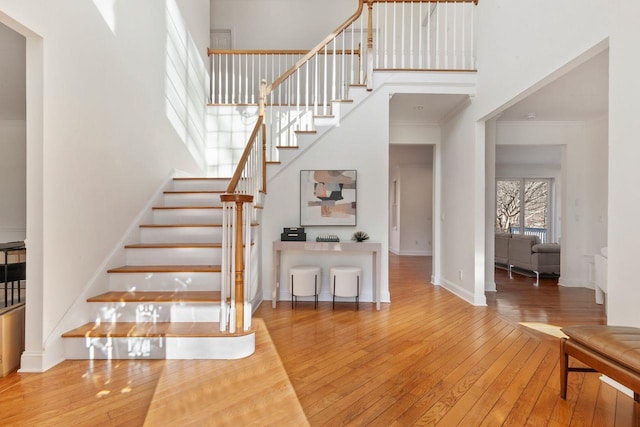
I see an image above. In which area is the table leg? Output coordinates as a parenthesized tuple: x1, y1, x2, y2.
(373, 250, 381, 310)
(272, 249, 280, 308)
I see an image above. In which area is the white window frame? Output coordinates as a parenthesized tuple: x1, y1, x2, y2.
(495, 177, 555, 244)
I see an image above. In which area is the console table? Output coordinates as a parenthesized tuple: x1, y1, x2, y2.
(272, 241, 382, 309)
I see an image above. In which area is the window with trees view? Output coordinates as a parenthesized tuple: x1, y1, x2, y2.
(496, 179, 552, 243)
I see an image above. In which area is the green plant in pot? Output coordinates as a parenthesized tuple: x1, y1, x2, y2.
(352, 231, 369, 242)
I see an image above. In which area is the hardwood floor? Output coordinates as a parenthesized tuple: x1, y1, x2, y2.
(0, 254, 636, 426)
(257, 255, 636, 426)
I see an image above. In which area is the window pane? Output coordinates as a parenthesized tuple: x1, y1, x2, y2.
(495, 180, 521, 233)
(524, 180, 548, 243)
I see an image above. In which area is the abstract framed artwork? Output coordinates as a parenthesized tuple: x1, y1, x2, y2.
(300, 170, 357, 226)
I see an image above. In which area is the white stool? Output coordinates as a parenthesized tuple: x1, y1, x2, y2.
(289, 265, 321, 309)
(330, 266, 362, 310)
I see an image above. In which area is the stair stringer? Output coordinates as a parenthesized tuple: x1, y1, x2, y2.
(40, 170, 183, 369)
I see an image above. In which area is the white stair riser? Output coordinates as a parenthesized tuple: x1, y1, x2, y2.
(153, 208, 223, 224)
(163, 193, 223, 207)
(64, 334, 254, 360)
(172, 179, 229, 192)
(125, 247, 221, 266)
(140, 227, 223, 243)
(109, 271, 221, 292)
(90, 302, 220, 323)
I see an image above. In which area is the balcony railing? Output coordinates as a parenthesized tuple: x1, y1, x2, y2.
(208, 0, 478, 157)
(509, 226, 548, 244)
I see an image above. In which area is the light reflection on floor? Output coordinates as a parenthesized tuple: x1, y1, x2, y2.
(519, 322, 568, 339)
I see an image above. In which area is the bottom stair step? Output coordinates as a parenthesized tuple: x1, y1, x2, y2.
(62, 322, 250, 338)
(62, 322, 255, 360)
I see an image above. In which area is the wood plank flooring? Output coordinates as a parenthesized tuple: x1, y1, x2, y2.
(0, 254, 637, 426)
(256, 254, 637, 426)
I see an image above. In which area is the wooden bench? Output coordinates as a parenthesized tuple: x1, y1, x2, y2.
(560, 325, 640, 403)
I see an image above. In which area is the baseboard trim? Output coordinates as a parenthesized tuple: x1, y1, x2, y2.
(398, 250, 432, 256)
(600, 375, 634, 399)
(558, 277, 590, 288)
(440, 278, 487, 306)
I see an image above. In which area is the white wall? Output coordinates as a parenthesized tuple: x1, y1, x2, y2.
(440, 101, 486, 305)
(261, 88, 389, 305)
(607, 1, 640, 327)
(0, 23, 26, 243)
(474, 0, 609, 120)
(0, 121, 26, 242)
(210, 0, 358, 49)
(0, 0, 211, 371)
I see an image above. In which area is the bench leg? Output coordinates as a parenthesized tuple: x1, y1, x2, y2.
(560, 338, 569, 399)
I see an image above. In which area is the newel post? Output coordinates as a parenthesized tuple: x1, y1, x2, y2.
(366, 0, 374, 90)
(220, 193, 253, 332)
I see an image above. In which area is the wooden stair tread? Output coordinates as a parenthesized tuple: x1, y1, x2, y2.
(275, 146, 299, 150)
(124, 243, 223, 249)
(152, 206, 223, 210)
(140, 224, 223, 228)
(62, 322, 253, 338)
(172, 177, 230, 181)
(107, 265, 222, 273)
(294, 130, 317, 134)
(88, 291, 221, 303)
(163, 190, 224, 194)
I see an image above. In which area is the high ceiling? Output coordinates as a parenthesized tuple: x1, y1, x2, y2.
(497, 50, 609, 122)
(389, 93, 469, 123)
(389, 50, 608, 125)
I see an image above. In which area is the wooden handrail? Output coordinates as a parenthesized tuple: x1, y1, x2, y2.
(266, 0, 365, 95)
(225, 115, 264, 193)
(209, 49, 361, 56)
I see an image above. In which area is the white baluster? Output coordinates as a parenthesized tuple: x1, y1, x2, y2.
(305, 62, 310, 130)
(435, 3, 440, 69)
(314, 52, 319, 117)
(462, 3, 466, 70)
(323, 44, 327, 115)
(427, 1, 431, 69)
(453, 2, 457, 70)
(375, 4, 380, 69)
(225, 54, 229, 103)
(360, 13, 364, 83)
(332, 38, 337, 103)
(340, 32, 348, 99)
(296, 68, 300, 132)
(470, 3, 475, 69)
(410, 2, 414, 68)
(444, 2, 448, 69)
(401, 1, 406, 68)
(418, 2, 422, 68)
(392, 2, 396, 68)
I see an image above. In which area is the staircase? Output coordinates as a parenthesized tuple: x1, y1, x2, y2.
(62, 177, 256, 360)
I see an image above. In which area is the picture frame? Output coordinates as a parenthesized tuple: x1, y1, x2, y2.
(300, 170, 357, 226)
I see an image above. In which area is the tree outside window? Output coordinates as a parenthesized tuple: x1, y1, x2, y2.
(496, 179, 550, 243)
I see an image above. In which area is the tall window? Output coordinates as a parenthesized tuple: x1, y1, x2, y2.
(496, 179, 552, 243)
